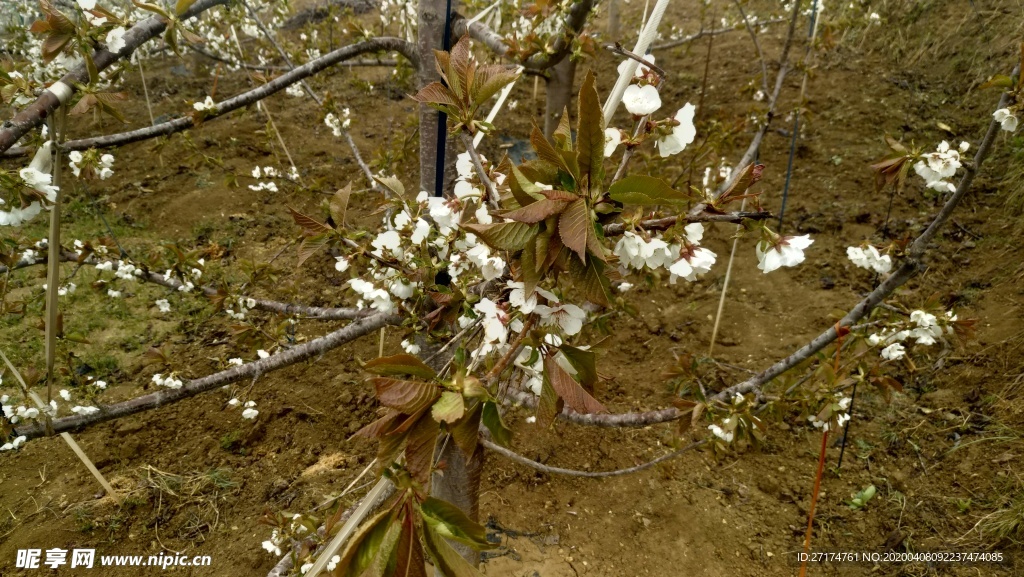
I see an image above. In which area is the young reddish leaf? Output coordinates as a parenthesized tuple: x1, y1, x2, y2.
(576, 71, 605, 189)
(481, 401, 512, 447)
(538, 189, 579, 202)
(450, 401, 482, 457)
(544, 355, 606, 415)
(530, 126, 569, 173)
(717, 163, 764, 202)
(431, 391, 466, 424)
(393, 509, 428, 577)
(373, 378, 440, 414)
(608, 175, 690, 205)
(558, 198, 590, 263)
(355, 409, 404, 439)
(471, 64, 520, 106)
(420, 497, 492, 549)
(405, 412, 440, 486)
(461, 221, 539, 251)
(288, 207, 332, 236)
(447, 34, 473, 99)
(296, 234, 330, 267)
(552, 107, 573, 150)
(500, 198, 570, 223)
(364, 354, 438, 379)
(329, 184, 352, 228)
(410, 81, 460, 109)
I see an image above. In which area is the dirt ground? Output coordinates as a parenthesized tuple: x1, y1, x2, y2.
(2, 1, 1024, 576)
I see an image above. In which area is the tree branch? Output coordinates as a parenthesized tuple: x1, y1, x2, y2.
(3, 37, 418, 157)
(0, 0, 231, 154)
(13, 312, 402, 440)
(650, 17, 788, 51)
(451, 0, 595, 71)
(602, 210, 774, 236)
(482, 438, 705, 477)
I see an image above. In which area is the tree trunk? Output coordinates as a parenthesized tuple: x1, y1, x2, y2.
(417, 0, 459, 196)
(608, 0, 620, 40)
(544, 56, 577, 138)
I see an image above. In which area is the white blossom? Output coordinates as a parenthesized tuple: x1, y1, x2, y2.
(657, 103, 697, 157)
(622, 84, 662, 116)
(846, 245, 892, 274)
(994, 108, 1018, 132)
(105, 27, 127, 53)
(708, 423, 734, 443)
(880, 342, 905, 360)
(242, 407, 259, 420)
(155, 299, 171, 313)
(913, 140, 962, 193)
(193, 96, 217, 112)
(334, 256, 350, 272)
(756, 235, 813, 273)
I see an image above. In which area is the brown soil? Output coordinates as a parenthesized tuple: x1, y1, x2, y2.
(2, 1, 1024, 576)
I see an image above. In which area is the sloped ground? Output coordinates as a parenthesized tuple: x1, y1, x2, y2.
(2, 1, 1023, 576)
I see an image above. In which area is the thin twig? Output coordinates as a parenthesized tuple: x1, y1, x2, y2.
(460, 133, 499, 210)
(482, 438, 705, 477)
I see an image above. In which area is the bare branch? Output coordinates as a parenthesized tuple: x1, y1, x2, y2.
(482, 438, 705, 477)
(651, 17, 787, 51)
(602, 210, 774, 236)
(0, 0, 231, 154)
(460, 133, 500, 210)
(3, 38, 418, 157)
(14, 312, 402, 440)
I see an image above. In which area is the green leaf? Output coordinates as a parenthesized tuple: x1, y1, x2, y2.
(334, 507, 396, 577)
(471, 64, 520, 106)
(373, 378, 440, 414)
(175, 0, 199, 15)
(461, 221, 539, 251)
(132, 0, 172, 19)
(374, 176, 407, 199)
(508, 164, 544, 208)
(330, 184, 352, 228)
(422, 523, 486, 577)
(558, 198, 590, 263)
(296, 234, 330, 267)
(500, 198, 570, 224)
(355, 515, 404, 577)
(536, 371, 563, 429)
(518, 236, 540, 296)
(567, 255, 612, 307)
(364, 354, 437, 379)
(530, 126, 569, 174)
(608, 175, 689, 205)
(544, 355, 606, 415)
(558, 344, 598, 389)
(420, 497, 492, 549)
(431, 391, 466, 424)
(481, 401, 511, 447)
(576, 71, 605, 191)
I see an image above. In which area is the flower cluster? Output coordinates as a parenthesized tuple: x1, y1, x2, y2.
(614, 224, 717, 283)
(846, 244, 892, 274)
(914, 140, 968, 193)
(867, 309, 957, 360)
(69, 150, 115, 180)
(994, 108, 1018, 132)
(226, 296, 258, 321)
(808, 395, 851, 432)
(152, 373, 185, 389)
(324, 109, 351, 137)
